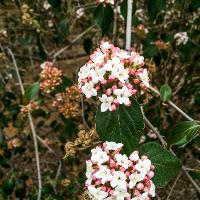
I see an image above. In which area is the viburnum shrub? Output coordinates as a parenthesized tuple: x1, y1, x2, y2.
(78, 41, 150, 112)
(85, 141, 155, 200)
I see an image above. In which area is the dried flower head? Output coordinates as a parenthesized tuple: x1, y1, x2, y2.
(20, 100, 39, 117)
(7, 138, 22, 149)
(40, 62, 62, 93)
(78, 41, 150, 112)
(52, 85, 80, 118)
(85, 141, 155, 200)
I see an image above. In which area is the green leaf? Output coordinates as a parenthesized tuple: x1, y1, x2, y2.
(58, 19, 68, 36)
(84, 38, 93, 54)
(48, 0, 61, 8)
(24, 82, 40, 101)
(96, 100, 144, 154)
(160, 84, 172, 101)
(148, 0, 166, 21)
(138, 142, 182, 187)
(189, 171, 200, 180)
(169, 121, 200, 146)
(94, 4, 114, 35)
(143, 45, 159, 58)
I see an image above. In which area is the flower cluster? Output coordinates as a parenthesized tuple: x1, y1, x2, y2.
(52, 85, 80, 118)
(85, 141, 155, 200)
(20, 100, 39, 117)
(78, 42, 150, 112)
(133, 24, 149, 39)
(174, 32, 189, 46)
(96, 0, 114, 5)
(40, 62, 62, 93)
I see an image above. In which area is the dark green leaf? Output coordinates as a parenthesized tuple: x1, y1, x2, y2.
(169, 121, 200, 146)
(160, 84, 172, 101)
(138, 142, 182, 187)
(58, 19, 68, 36)
(143, 45, 159, 58)
(24, 82, 40, 101)
(48, 0, 61, 8)
(189, 171, 200, 180)
(96, 100, 144, 154)
(84, 38, 93, 54)
(94, 4, 114, 35)
(148, 0, 166, 21)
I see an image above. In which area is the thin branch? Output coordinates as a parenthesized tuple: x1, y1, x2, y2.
(52, 24, 95, 63)
(112, 0, 118, 44)
(7, 48, 42, 200)
(125, 0, 133, 51)
(166, 172, 182, 200)
(148, 86, 194, 121)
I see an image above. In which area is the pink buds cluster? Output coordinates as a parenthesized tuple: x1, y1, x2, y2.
(40, 62, 62, 93)
(78, 41, 150, 112)
(85, 141, 155, 200)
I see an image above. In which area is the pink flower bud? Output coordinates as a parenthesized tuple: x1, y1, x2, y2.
(102, 186, 107, 191)
(150, 165, 155, 170)
(101, 79, 107, 85)
(120, 167, 126, 172)
(134, 189, 140, 196)
(144, 179, 151, 187)
(81, 79, 86, 84)
(111, 104, 117, 112)
(127, 83, 133, 89)
(111, 85, 117, 91)
(95, 180, 101, 185)
(95, 86, 100, 91)
(109, 190, 114, 195)
(88, 76, 92, 81)
(133, 79, 140, 84)
(144, 186, 150, 193)
(113, 99, 119, 105)
(105, 88, 112, 95)
(109, 75, 115, 81)
(125, 102, 131, 107)
(147, 171, 154, 179)
(131, 89, 137, 95)
(118, 82, 124, 87)
(125, 171, 130, 177)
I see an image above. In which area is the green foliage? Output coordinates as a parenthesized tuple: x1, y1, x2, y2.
(96, 100, 144, 154)
(94, 4, 114, 35)
(160, 84, 172, 102)
(24, 82, 40, 101)
(138, 142, 182, 187)
(148, 0, 166, 21)
(169, 121, 200, 146)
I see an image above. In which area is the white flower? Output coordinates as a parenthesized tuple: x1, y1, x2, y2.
(78, 64, 91, 79)
(129, 151, 139, 162)
(174, 32, 188, 45)
(81, 82, 97, 98)
(99, 94, 114, 112)
(110, 171, 127, 189)
(131, 192, 148, 200)
(114, 86, 132, 105)
(91, 146, 109, 165)
(129, 173, 144, 189)
(114, 153, 129, 169)
(138, 69, 150, 88)
(135, 158, 151, 176)
(105, 141, 123, 151)
(112, 66, 129, 83)
(133, 55, 144, 66)
(76, 8, 84, 19)
(94, 165, 113, 184)
(90, 67, 106, 84)
(86, 160, 93, 179)
(149, 180, 156, 197)
(43, 0, 51, 10)
(88, 186, 108, 199)
(113, 187, 130, 200)
(100, 42, 112, 50)
(92, 51, 105, 64)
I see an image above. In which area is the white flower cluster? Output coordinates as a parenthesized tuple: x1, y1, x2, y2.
(85, 141, 155, 200)
(78, 42, 150, 112)
(174, 32, 189, 46)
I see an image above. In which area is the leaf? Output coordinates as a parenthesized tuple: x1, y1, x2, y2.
(94, 4, 114, 35)
(189, 171, 200, 180)
(48, 0, 61, 8)
(138, 142, 182, 187)
(160, 84, 172, 101)
(54, 76, 72, 93)
(148, 0, 166, 21)
(84, 38, 93, 54)
(24, 82, 40, 101)
(96, 100, 144, 154)
(143, 45, 159, 58)
(120, 0, 136, 21)
(169, 121, 200, 146)
(58, 19, 68, 36)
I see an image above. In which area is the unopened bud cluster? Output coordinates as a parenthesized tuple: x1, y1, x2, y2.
(52, 85, 80, 118)
(78, 42, 150, 112)
(64, 129, 98, 158)
(85, 141, 155, 200)
(40, 62, 62, 93)
(21, 4, 33, 25)
(20, 100, 39, 116)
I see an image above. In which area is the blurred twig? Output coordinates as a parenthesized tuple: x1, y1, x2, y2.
(6, 47, 42, 200)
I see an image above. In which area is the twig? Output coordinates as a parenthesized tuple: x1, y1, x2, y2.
(112, 0, 118, 44)
(7, 48, 42, 200)
(125, 0, 133, 51)
(166, 172, 182, 200)
(148, 86, 194, 121)
(52, 24, 95, 63)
